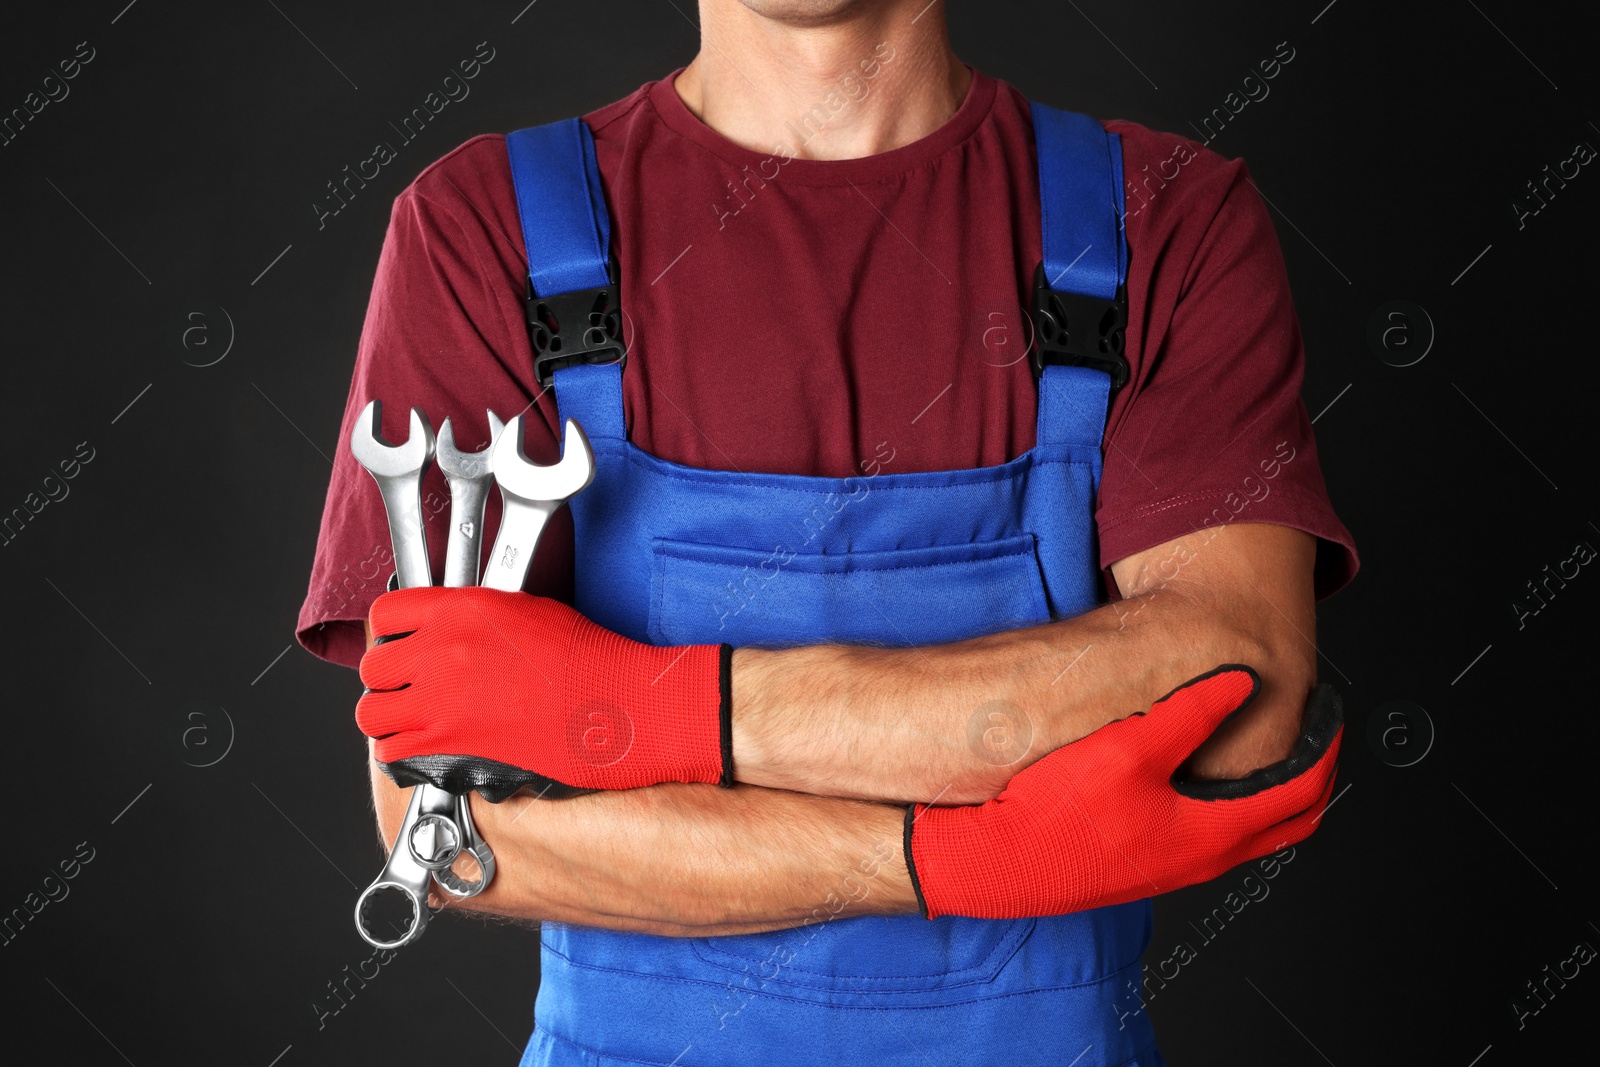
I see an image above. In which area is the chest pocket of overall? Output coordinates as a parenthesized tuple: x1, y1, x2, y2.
(648, 535, 1053, 649)
(647, 533, 1051, 993)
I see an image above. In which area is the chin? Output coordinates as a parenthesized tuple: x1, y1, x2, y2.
(737, 0, 883, 25)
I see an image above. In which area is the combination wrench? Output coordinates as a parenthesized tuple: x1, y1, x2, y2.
(483, 414, 594, 593)
(416, 411, 508, 902)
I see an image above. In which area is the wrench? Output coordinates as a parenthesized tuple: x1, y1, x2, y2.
(350, 400, 435, 589)
(435, 411, 506, 588)
(484, 416, 594, 593)
(476, 416, 597, 805)
(350, 401, 489, 945)
(427, 410, 507, 901)
(351, 778, 467, 950)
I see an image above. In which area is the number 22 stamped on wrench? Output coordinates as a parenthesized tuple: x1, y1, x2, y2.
(349, 400, 593, 949)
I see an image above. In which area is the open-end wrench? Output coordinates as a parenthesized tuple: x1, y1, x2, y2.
(350, 400, 435, 589)
(483, 416, 594, 593)
(350, 402, 485, 946)
(435, 411, 506, 588)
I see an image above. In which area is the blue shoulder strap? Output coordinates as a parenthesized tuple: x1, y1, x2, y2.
(506, 119, 612, 295)
(1031, 103, 1126, 300)
(1029, 103, 1127, 456)
(506, 118, 625, 441)
(505, 108, 1128, 455)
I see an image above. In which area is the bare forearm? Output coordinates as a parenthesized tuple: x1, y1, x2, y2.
(731, 604, 1189, 805)
(370, 762, 916, 936)
(730, 523, 1319, 804)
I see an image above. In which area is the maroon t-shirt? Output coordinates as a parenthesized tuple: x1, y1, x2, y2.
(298, 67, 1357, 669)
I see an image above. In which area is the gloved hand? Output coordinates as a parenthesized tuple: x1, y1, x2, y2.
(356, 587, 731, 800)
(905, 665, 1343, 919)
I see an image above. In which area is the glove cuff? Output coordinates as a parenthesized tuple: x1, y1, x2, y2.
(904, 804, 933, 920)
(718, 643, 735, 787)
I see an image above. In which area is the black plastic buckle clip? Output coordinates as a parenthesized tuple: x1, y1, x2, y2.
(527, 260, 625, 388)
(1031, 262, 1129, 389)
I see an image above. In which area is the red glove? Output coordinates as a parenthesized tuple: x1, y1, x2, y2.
(906, 665, 1343, 919)
(356, 587, 730, 800)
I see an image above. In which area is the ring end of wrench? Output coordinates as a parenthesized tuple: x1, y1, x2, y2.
(354, 879, 429, 950)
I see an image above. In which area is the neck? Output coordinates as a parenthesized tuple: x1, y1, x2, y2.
(675, 0, 970, 161)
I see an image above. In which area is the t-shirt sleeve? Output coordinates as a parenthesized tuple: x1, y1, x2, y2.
(1095, 137, 1358, 599)
(295, 143, 569, 668)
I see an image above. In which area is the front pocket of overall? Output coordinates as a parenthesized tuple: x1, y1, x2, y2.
(649, 533, 1047, 992)
(689, 912, 1037, 997)
(648, 534, 1053, 649)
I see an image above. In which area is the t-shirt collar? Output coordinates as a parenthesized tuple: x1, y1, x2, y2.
(646, 63, 997, 186)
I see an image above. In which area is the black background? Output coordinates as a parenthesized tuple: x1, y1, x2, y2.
(3, 1, 1596, 1064)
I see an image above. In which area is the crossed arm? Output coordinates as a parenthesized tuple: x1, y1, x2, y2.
(364, 521, 1318, 936)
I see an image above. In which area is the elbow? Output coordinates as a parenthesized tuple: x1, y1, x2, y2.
(1181, 607, 1319, 780)
(1228, 615, 1316, 702)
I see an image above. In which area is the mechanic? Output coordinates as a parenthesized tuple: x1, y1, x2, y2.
(298, 1, 1358, 1064)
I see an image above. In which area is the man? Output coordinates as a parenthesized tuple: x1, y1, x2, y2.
(299, 1, 1357, 1063)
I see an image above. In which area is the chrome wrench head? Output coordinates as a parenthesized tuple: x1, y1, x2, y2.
(431, 794, 496, 899)
(351, 400, 436, 478)
(435, 411, 505, 482)
(354, 782, 456, 949)
(491, 417, 595, 503)
(350, 400, 436, 590)
(483, 417, 595, 593)
(435, 411, 506, 589)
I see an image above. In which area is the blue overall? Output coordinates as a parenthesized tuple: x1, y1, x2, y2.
(506, 104, 1162, 1067)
